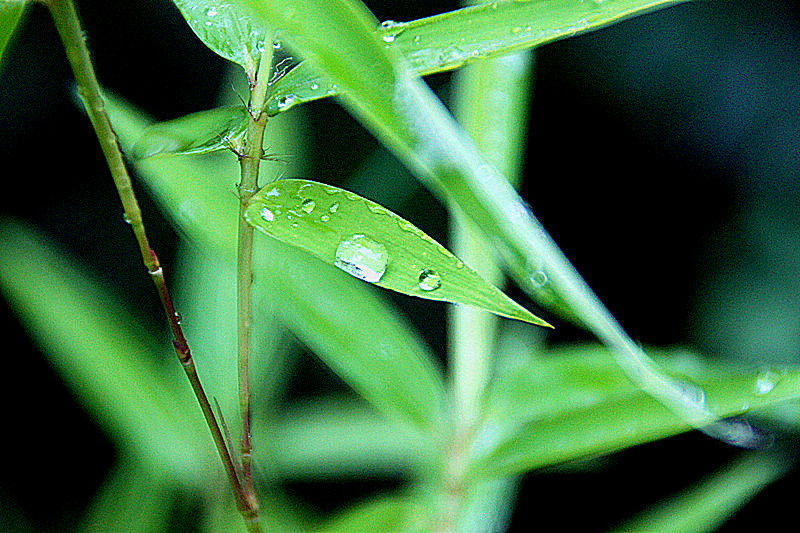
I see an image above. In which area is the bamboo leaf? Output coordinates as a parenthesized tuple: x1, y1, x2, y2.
(470, 344, 800, 479)
(106, 96, 448, 435)
(132, 105, 249, 159)
(0, 1, 24, 65)
(264, 0, 688, 115)
(171, 0, 269, 75)
(270, 399, 434, 479)
(612, 453, 791, 533)
(0, 222, 214, 481)
(234, 0, 758, 447)
(245, 179, 549, 327)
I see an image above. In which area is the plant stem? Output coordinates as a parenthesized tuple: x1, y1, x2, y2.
(236, 39, 274, 513)
(46, 1, 260, 530)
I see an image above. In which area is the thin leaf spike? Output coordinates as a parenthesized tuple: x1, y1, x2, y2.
(245, 179, 551, 327)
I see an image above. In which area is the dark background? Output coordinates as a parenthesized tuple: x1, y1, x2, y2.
(2, 0, 800, 530)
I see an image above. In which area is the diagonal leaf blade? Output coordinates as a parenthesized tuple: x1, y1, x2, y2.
(132, 105, 249, 159)
(245, 179, 550, 327)
(264, 0, 688, 115)
(470, 343, 800, 479)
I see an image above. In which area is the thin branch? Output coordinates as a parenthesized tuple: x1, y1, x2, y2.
(46, 1, 260, 530)
(236, 36, 275, 515)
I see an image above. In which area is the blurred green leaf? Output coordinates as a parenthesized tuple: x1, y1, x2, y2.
(267, 398, 434, 479)
(106, 96, 447, 435)
(612, 452, 791, 533)
(245, 179, 549, 326)
(319, 496, 417, 533)
(260, 238, 448, 433)
(0, 222, 215, 482)
(171, 0, 269, 75)
(79, 460, 173, 533)
(470, 343, 800, 479)
(132, 105, 249, 159)
(0, 1, 24, 66)
(264, 0, 687, 115)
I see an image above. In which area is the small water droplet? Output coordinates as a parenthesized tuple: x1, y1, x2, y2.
(754, 368, 784, 396)
(174, 312, 183, 326)
(671, 378, 706, 407)
(382, 34, 395, 43)
(529, 270, 548, 288)
(272, 40, 281, 50)
(418, 269, 442, 291)
(300, 199, 316, 214)
(276, 94, 297, 111)
(320, 214, 330, 222)
(334, 234, 388, 283)
(259, 207, 274, 222)
(329, 203, 339, 213)
(380, 20, 400, 28)
(310, 82, 319, 90)
(206, 7, 218, 17)
(122, 213, 132, 225)
(413, 35, 421, 45)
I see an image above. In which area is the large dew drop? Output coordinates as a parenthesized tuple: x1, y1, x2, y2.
(334, 234, 388, 283)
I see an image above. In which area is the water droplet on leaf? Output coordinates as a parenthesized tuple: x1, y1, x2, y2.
(754, 368, 784, 396)
(300, 199, 316, 214)
(334, 234, 388, 283)
(529, 270, 548, 288)
(329, 203, 339, 213)
(418, 269, 442, 291)
(260, 207, 274, 222)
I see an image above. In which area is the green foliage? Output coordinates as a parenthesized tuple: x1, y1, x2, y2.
(264, 0, 689, 114)
(0, 1, 24, 65)
(3, 0, 798, 531)
(133, 105, 250, 158)
(171, 0, 270, 76)
(245, 179, 550, 326)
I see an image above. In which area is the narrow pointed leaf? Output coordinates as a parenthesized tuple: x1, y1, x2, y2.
(0, 223, 214, 481)
(171, 0, 269, 75)
(469, 344, 800, 479)
(245, 179, 549, 327)
(132, 105, 249, 159)
(0, 1, 24, 65)
(613, 453, 791, 533)
(264, 0, 688, 114)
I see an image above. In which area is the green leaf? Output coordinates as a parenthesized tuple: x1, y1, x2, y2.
(0, 222, 215, 481)
(469, 343, 800, 479)
(612, 453, 791, 533)
(0, 1, 24, 65)
(79, 461, 173, 533)
(261, 238, 448, 432)
(105, 96, 448, 435)
(264, 0, 688, 115)
(269, 398, 434, 479)
(236, 0, 746, 446)
(319, 496, 417, 533)
(171, 0, 270, 75)
(132, 105, 249, 159)
(245, 179, 549, 327)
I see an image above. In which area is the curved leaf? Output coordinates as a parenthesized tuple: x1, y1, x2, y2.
(245, 179, 550, 327)
(264, 0, 688, 115)
(171, 0, 269, 75)
(132, 105, 249, 158)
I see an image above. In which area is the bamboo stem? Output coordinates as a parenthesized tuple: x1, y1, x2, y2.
(46, 1, 260, 530)
(236, 39, 274, 513)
